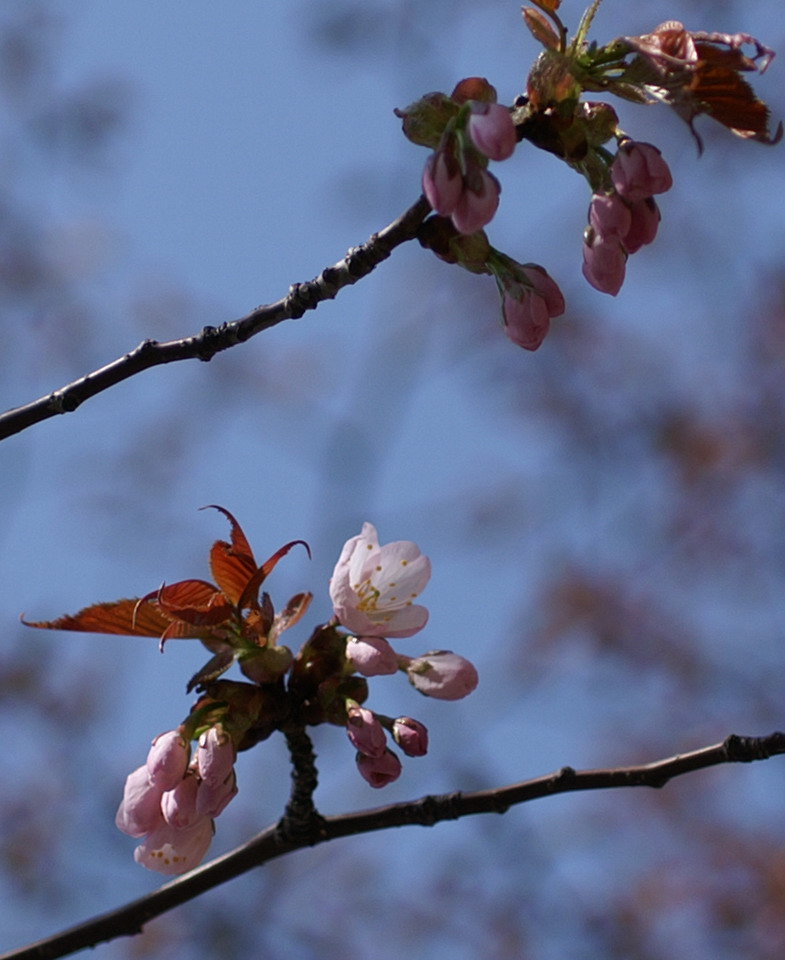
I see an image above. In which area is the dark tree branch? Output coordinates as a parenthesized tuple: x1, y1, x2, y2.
(4, 731, 784, 960)
(0, 196, 432, 443)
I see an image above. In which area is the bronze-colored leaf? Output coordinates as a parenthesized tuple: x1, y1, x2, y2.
(689, 59, 782, 143)
(272, 591, 313, 641)
(153, 579, 234, 626)
(186, 645, 236, 693)
(157, 618, 221, 650)
(450, 77, 497, 105)
(523, 8, 560, 50)
(236, 540, 311, 611)
(22, 598, 172, 638)
(203, 505, 257, 604)
(531, 0, 560, 13)
(201, 505, 255, 563)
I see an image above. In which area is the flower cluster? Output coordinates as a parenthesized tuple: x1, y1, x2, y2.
(329, 521, 478, 787)
(398, 5, 778, 347)
(115, 726, 237, 875)
(27, 510, 478, 874)
(582, 141, 673, 296)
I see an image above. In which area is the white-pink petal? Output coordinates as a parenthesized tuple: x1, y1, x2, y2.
(134, 817, 214, 875)
(115, 765, 165, 838)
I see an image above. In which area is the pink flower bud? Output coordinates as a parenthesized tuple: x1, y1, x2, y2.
(196, 768, 238, 818)
(467, 101, 516, 161)
(502, 289, 551, 351)
(422, 149, 462, 216)
(346, 703, 387, 758)
(611, 141, 673, 202)
(406, 651, 479, 700)
(133, 817, 214, 876)
(356, 749, 403, 788)
(146, 730, 190, 791)
(197, 725, 235, 787)
(115, 765, 165, 838)
(588, 193, 632, 240)
(345, 636, 399, 676)
(495, 261, 565, 351)
(161, 771, 201, 829)
(451, 167, 500, 235)
(581, 233, 627, 296)
(392, 717, 429, 757)
(623, 197, 660, 253)
(523, 264, 565, 317)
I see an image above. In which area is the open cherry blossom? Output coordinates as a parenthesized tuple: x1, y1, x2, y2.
(329, 522, 431, 638)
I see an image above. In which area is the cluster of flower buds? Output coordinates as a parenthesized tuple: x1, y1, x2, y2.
(399, 5, 779, 348)
(115, 725, 237, 875)
(582, 140, 673, 296)
(328, 521, 478, 787)
(397, 78, 516, 238)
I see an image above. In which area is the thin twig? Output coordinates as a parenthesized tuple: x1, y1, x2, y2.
(0, 196, 432, 443)
(4, 731, 783, 960)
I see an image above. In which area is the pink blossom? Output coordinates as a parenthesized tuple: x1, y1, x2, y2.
(196, 769, 238, 818)
(422, 149, 462, 216)
(623, 197, 660, 253)
(115, 765, 165, 838)
(133, 817, 214, 876)
(196, 725, 235, 787)
(146, 730, 190, 790)
(467, 101, 516, 161)
(356, 749, 403, 788)
(405, 651, 479, 700)
(161, 772, 201, 830)
(392, 717, 429, 757)
(330, 522, 431, 638)
(581, 233, 627, 296)
(346, 703, 387, 758)
(611, 141, 673, 202)
(451, 167, 500, 235)
(345, 635, 399, 676)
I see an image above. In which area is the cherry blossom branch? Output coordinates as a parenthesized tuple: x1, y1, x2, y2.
(5, 731, 784, 960)
(0, 196, 432, 444)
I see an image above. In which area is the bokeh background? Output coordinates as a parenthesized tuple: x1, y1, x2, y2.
(1, 1, 784, 957)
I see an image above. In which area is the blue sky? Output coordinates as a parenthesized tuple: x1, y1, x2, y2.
(2, 1, 785, 957)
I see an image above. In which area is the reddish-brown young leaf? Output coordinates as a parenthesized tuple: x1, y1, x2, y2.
(451, 77, 497, 105)
(22, 598, 172, 637)
(186, 645, 237, 693)
(149, 579, 234, 626)
(523, 8, 561, 50)
(687, 51, 782, 143)
(203, 505, 258, 605)
(236, 540, 311, 612)
(272, 591, 313, 641)
(531, 0, 561, 12)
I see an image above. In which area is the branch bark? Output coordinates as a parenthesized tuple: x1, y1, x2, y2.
(4, 731, 783, 960)
(0, 196, 432, 443)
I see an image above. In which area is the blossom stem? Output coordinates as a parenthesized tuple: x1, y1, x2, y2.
(276, 721, 326, 844)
